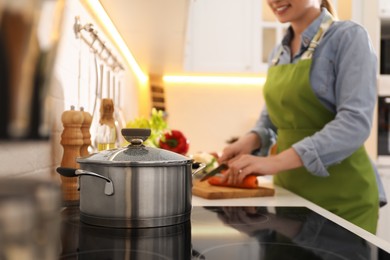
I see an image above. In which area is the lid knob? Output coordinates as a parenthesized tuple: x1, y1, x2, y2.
(121, 128, 151, 146)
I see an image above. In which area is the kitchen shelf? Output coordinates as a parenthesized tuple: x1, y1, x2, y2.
(74, 16, 124, 71)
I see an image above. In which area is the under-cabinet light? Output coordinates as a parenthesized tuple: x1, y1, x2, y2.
(163, 75, 266, 85)
(81, 0, 148, 83)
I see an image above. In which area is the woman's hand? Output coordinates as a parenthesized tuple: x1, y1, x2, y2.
(218, 132, 261, 164)
(223, 148, 303, 185)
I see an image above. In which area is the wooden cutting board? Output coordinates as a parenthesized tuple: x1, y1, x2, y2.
(192, 179, 275, 200)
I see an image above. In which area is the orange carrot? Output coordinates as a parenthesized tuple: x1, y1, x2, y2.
(208, 174, 258, 189)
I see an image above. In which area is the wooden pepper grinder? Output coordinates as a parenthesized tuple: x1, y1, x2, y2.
(79, 107, 92, 157)
(60, 105, 84, 205)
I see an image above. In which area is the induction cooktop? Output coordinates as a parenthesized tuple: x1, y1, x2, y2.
(59, 206, 390, 260)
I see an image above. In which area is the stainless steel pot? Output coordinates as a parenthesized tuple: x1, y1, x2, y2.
(57, 128, 204, 228)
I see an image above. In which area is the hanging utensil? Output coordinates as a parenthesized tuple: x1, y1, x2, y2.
(95, 62, 117, 151)
(99, 63, 105, 99)
(74, 38, 93, 156)
(90, 39, 100, 119)
(114, 72, 127, 146)
(106, 69, 111, 99)
(77, 36, 82, 109)
(112, 70, 125, 146)
(90, 56, 105, 152)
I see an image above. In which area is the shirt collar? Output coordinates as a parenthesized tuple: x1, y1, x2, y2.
(281, 8, 332, 49)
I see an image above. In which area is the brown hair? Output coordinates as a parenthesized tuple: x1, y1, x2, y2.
(321, 0, 338, 19)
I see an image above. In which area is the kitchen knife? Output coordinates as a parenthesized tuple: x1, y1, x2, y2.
(200, 164, 228, 182)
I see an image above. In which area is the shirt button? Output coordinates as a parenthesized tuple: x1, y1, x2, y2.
(303, 38, 310, 45)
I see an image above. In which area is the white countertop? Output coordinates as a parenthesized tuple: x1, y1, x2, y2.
(192, 183, 390, 253)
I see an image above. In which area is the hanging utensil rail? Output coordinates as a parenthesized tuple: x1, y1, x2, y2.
(74, 16, 124, 71)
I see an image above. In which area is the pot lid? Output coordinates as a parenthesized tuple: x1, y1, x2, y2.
(77, 128, 192, 166)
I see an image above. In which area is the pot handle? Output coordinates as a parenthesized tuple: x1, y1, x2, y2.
(76, 169, 114, 196)
(192, 163, 206, 177)
(56, 167, 78, 177)
(56, 167, 114, 196)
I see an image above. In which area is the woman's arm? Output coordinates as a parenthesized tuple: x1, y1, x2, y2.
(294, 22, 377, 177)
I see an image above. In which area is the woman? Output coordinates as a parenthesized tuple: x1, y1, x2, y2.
(218, 0, 387, 234)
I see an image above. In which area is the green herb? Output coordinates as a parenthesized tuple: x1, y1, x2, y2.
(126, 108, 168, 147)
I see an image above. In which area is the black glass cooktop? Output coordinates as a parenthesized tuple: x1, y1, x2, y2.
(59, 206, 390, 260)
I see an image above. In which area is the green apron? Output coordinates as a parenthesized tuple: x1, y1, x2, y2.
(263, 17, 379, 234)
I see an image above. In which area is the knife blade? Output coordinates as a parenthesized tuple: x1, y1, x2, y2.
(200, 164, 228, 182)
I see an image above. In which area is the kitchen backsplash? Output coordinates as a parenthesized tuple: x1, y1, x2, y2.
(0, 0, 139, 179)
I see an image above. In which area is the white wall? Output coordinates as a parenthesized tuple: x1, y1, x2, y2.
(165, 82, 264, 155)
(0, 0, 139, 180)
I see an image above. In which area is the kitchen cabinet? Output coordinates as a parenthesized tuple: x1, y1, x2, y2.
(184, 0, 260, 73)
(333, 0, 363, 23)
(185, 0, 364, 74)
(379, 20, 390, 96)
(379, 2, 390, 95)
(258, 0, 287, 71)
(379, 0, 390, 18)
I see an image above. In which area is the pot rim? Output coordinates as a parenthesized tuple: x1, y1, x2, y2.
(76, 158, 193, 167)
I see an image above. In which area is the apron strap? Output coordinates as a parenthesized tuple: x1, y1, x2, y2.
(271, 46, 284, 66)
(271, 14, 335, 66)
(301, 15, 334, 60)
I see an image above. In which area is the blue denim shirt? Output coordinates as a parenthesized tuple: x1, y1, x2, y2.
(252, 9, 387, 205)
